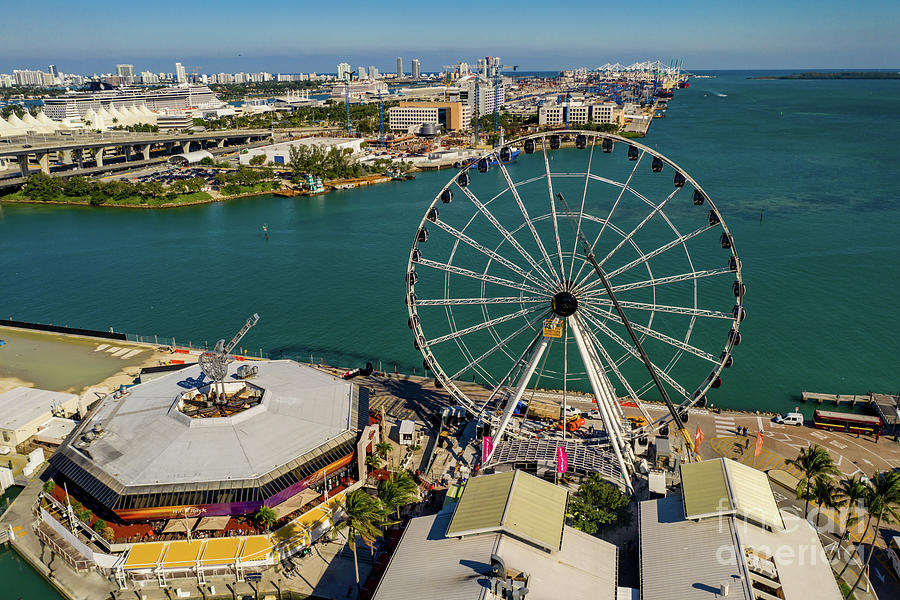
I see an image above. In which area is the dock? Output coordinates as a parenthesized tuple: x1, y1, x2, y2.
(872, 393, 900, 435)
(800, 391, 870, 407)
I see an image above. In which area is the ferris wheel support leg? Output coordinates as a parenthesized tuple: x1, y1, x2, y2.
(579, 327, 633, 458)
(570, 316, 635, 495)
(484, 333, 550, 463)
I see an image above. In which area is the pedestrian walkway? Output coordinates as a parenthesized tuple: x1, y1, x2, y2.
(369, 394, 416, 421)
(713, 414, 736, 435)
(709, 435, 804, 479)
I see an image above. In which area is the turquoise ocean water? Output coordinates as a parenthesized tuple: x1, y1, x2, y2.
(1, 69, 899, 598)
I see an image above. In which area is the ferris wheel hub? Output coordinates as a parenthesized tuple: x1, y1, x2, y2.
(551, 291, 579, 317)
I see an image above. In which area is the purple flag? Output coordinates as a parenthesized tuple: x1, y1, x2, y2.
(556, 446, 568, 473)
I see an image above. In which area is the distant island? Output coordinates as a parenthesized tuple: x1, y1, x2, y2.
(749, 71, 900, 80)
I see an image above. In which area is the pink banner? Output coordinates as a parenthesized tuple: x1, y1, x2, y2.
(482, 436, 493, 464)
(556, 446, 568, 473)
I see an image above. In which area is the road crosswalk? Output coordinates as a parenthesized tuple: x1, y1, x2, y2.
(714, 415, 736, 435)
(94, 343, 145, 360)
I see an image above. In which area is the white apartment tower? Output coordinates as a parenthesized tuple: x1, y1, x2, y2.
(411, 59, 420, 79)
(396, 57, 403, 77)
(174, 62, 187, 83)
(337, 62, 351, 81)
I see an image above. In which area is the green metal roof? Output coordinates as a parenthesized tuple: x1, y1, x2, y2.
(446, 471, 514, 537)
(446, 470, 568, 551)
(681, 459, 733, 519)
(724, 460, 784, 530)
(681, 458, 784, 530)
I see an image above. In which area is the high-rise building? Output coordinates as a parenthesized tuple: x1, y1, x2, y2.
(411, 59, 420, 79)
(337, 62, 351, 81)
(140, 71, 160, 84)
(396, 57, 403, 77)
(13, 69, 46, 86)
(116, 64, 135, 83)
(48, 64, 59, 81)
(175, 62, 187, 84)
(358, 66, 367, 79)
(368, 66, 379, 79)
(459, 62, 469, 76)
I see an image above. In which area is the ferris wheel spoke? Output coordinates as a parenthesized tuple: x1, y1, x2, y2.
(586, 267, 731, 296)
(458, 185, 558, 287)
(415, 257, 545, 296)
(571, 150, 645, 285)
(604, 224, 716, 281)
(581, 321, 654, 423)
(496, 161, 558, 287)
(425, 305, 546, 346)
(431, 219, 550, 289)
(541, 138, 567, 278)
(568, 136, 596, 283)
(580, 304, 718, 363)
(448, 310, 549, 381)
(415, 296, 546, 307)
(580, 311, 692, 402)
(585, 298, 731, 319)
(601, 186, 679, 265)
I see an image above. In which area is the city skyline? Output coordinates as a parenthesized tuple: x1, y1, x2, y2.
(2, 0, 898, 73)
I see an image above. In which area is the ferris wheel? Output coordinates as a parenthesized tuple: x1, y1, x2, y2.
(406, 130, 744, 489)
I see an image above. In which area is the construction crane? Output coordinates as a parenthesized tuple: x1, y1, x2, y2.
(492, 64, 517, 133)
(199, 313, 260, 402)
(345, 79, 352, 134)
(378, 91, 385, 146)
(442, 64, 456, 101)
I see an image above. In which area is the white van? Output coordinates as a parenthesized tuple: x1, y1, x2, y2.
(773, 412, 804, 426)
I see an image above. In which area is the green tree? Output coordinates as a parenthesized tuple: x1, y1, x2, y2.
(77, 508, 93, 523)
(42, 480, 56, 493)
(831, 475, 868, 559)
(249, 154, 266, 166)
(101, 527, 116, 542)
(567, 474, 631, 535)
(23, 172, 61, 202)
(254, 505, 277, 530)
(810, 476, 839, 529)
(847, 471, 900, 597)
(92, 519, 107, 534)
(365, 454, 382, 470)
(62, 176, 92, 198)
(377, 471, 419, 518)
(784, 444, 839, 518)
(375, 441, 393, 460)
(333, 489, 393, 593)
(200, 156, 216, 166)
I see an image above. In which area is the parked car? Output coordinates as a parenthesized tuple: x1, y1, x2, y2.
(773, 412, 804, 426)
(585, 408, 602, 419)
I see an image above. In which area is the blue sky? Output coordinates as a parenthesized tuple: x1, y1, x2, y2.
(3, 0, 898, 74)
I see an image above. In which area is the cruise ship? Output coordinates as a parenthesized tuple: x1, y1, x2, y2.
(42, 84, 226, 121)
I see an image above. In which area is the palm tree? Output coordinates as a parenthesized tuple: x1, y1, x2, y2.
(254, 506, 277, 531)
(784, 444, 839, 518)
(378, 471, 420, 518)
(365, 454, 382, 470)
(847, 471, 900, 597)
(811, 476, 839, 530)
(333, 489, 393, 593)
(375, 441, 393, 469)
(831, 475, 868, 560)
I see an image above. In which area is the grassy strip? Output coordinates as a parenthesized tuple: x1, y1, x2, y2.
(1, 189, 213, 207)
